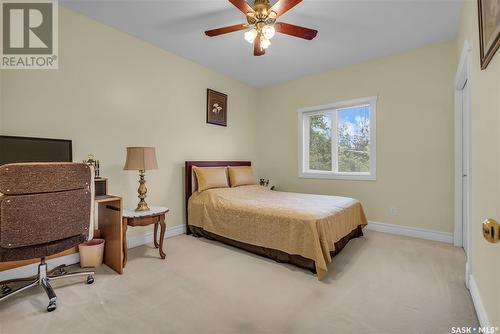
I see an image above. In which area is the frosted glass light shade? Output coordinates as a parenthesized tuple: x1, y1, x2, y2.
(244, 29, 258, 43)
(262, 25, 275, 39)
(261, 38, 271, 49)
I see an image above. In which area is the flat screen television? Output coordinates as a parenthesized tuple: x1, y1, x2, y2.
(0, 135, 73, 165)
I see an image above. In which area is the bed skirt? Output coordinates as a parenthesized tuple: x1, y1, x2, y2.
(189, 224, 364, 274)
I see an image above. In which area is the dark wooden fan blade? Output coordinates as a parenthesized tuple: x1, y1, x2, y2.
(270, 0, 302, 17)
(254, 38, 265, 56)
(275, 22, 317, 40)
(228, 0, 254, 14)
(205, 23, 248, 37)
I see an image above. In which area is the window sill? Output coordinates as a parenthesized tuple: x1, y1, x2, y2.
(299, 172, 376, 181)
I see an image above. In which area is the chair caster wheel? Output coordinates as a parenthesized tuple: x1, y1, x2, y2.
(86, 275, 94, 285)
(1, 285, 12, 295)
(47, 301, 57, 312)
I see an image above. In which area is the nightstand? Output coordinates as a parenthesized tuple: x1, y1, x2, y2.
(122, 206, 169, 267)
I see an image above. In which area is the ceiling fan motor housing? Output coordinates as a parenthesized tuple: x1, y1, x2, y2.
(247, 0, 276, 26)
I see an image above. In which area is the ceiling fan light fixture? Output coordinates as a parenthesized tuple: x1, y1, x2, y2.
(262, 25, 275, 39)
(205, 0, 317, 56)
(244, 29, 258, 43)
(261, 38, 271, 49)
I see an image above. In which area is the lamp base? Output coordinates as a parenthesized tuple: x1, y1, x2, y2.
(135, 201, 150, 212)
(135, 170, 150, 212)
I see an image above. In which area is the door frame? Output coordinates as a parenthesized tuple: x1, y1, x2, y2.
(454, 40, 472, 283)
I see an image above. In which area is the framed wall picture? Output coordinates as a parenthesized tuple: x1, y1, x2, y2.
(478, 0, 500, 69)
(206, 89, 227, 127)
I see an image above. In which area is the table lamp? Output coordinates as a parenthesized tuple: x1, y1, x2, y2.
(123, 147, 158, 211)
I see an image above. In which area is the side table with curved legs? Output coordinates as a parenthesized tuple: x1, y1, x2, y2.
(122, 206, 169, 268)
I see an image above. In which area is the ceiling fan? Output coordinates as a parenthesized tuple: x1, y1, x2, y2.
(205, 0, 318, 56)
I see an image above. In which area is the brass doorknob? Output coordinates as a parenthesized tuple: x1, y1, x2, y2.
(482, 219, 500, 243)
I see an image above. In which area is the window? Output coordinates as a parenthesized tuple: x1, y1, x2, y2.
(298, 97, 376, 180)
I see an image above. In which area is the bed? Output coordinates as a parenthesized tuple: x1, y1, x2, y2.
(185, 161, 368, 280)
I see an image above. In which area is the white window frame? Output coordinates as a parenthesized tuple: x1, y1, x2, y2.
(298, 96, 377, 181)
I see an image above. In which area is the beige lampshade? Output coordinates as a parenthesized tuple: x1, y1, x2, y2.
(123, 147, 158, 171)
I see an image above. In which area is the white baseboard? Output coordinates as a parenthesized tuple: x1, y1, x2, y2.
(465, 261, 471, 289)
(468, 274, 491, 327)
(0, 224, 186, 281)
(0, 253, 81, 282)
(366, 221, 453, 244)
(127, 224, 186, 249)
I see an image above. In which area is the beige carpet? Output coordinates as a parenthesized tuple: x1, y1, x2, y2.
(0, 230, 477, 334)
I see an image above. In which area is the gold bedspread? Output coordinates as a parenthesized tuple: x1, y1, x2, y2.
(188, 185, 368, 279)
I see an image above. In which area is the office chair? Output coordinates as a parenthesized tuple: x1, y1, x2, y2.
(0, 163, 95, 312)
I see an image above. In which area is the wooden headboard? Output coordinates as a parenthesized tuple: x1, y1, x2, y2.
(184, 160, 251, 234)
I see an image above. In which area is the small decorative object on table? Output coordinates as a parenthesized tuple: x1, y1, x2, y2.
(83, 155, 107, 196)
(83, 154, 100, 177)
(259, 178, 275, 191)
(123, 147, 158, 211)
(122, 206, 169, 267)
(207, 89, 227, 127)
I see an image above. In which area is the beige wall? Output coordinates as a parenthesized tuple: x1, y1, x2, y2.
(256, 41, 456, 233)
(2, 4, 499, 325)
(457, 0, 500, 326)
(0, 7, 259, 236)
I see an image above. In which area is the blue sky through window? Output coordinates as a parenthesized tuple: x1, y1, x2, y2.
(338, 105, 369, 136)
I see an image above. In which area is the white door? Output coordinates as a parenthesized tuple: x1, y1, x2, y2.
(461, 79, 470, 257)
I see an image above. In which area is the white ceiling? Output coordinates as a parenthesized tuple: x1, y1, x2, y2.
(61, 0, 463, 87)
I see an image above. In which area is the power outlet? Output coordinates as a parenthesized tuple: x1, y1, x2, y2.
(389, 207, 398, 216)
